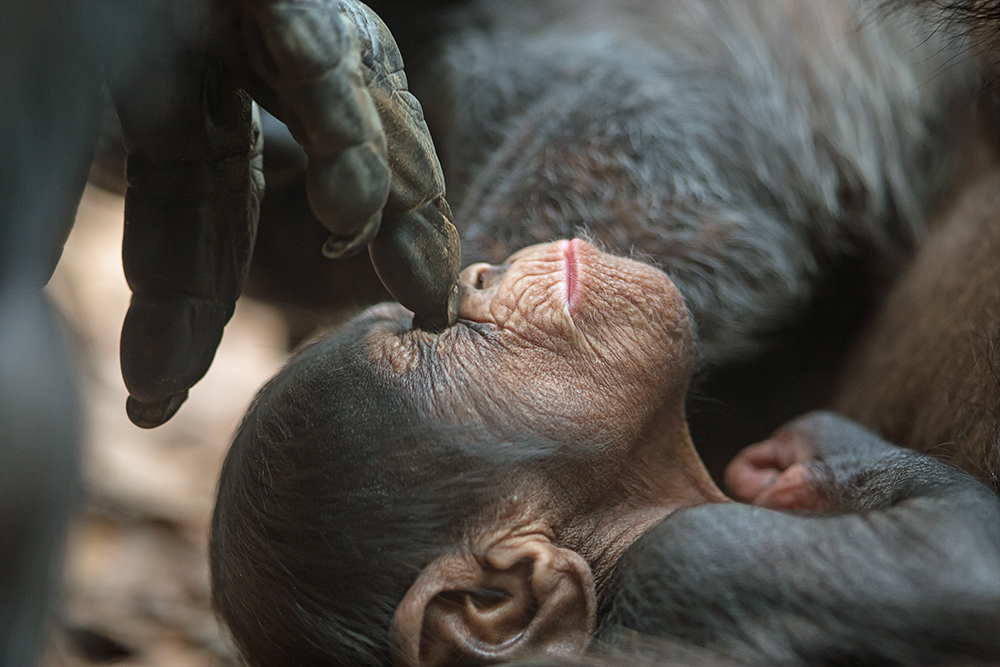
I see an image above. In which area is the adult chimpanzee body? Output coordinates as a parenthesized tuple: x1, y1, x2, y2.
(835, 163, 1000, 488)
(823, 1, 1000, 489)
(240, 0, 990, 473)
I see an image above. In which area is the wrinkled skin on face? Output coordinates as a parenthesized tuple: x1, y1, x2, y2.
(364, 240, 694, 463)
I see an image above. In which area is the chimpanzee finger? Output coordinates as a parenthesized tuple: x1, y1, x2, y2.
(239, 0, 461, 329)
(724, 442, 783, 502)
(110, 52, 263, 428)
(370, 195, 461, 331)
(238, 0, 388, 249)
(340, 1, 461, 328)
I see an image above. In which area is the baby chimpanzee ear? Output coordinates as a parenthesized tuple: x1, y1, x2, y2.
(724, 425, 834, 512)
(392, 536, 595, 667)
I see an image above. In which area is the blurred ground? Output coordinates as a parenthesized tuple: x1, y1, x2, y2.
(43, 186, 290, 666)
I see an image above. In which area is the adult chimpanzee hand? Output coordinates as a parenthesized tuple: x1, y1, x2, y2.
(108, 0, 460, 428)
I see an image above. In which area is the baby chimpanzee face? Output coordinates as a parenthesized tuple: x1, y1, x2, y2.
(367, 241, 722, 667)
(362, 239, 694, 466)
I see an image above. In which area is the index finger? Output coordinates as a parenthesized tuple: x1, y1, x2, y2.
(238, 0, 460, 328)
(239, 0, 390, 249)
(342, 1, 460, 329)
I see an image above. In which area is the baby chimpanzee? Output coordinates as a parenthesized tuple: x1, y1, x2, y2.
(211, 242, 1000, 667)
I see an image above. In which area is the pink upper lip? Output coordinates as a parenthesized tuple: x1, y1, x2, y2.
(563, 239, 582, 316)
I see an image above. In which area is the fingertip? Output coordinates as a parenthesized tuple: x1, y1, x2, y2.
(411, 279, 461, 332)
(369, 197, 461, 331)
(321, 210, 382, 259)
(126, 392, 188, 429)
(736, 440, 786, 468)
(724, 458, 779, 503)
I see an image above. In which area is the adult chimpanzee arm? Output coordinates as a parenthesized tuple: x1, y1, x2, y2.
(0, 0, 148, 659)
(600, 413, 1000, 666)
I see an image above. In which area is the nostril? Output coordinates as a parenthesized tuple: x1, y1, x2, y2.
(462, 263, 510, 290)
(475, 264, 509, 290)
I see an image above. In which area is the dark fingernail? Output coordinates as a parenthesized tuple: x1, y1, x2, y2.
(321, 211, 383, 259)
(126, 392, 188, 429)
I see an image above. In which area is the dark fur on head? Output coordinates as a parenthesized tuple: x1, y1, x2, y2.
(210, 315, 577, 667)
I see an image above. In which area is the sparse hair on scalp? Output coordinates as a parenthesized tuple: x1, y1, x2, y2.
(209, 317, 577, 667)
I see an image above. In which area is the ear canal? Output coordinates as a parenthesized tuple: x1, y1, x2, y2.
(460, 561, 535, 646)
(394, 543, 595, 667)
(419, 568, 532, 667)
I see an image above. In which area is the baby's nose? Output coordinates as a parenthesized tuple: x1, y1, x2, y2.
(461, 263, 510, 291)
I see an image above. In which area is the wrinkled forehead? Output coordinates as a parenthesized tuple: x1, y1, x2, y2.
(265, 309, 418, 433)
(275, 302, 623, 514)
(291, 304, 576, 459)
